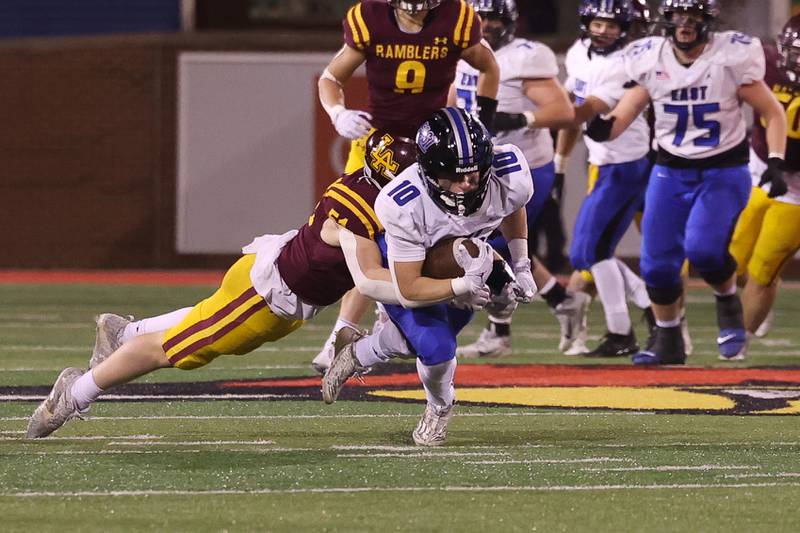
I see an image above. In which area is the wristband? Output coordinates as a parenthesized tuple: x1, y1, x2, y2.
(768, 152, 785, 161)
(553, 154, 568, 174)
(523, 110, 536, 128)
(451, 277, 469, 296)
(508, 238, 528, 266)
(327, 104, 345, 124)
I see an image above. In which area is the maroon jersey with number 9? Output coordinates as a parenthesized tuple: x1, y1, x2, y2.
(344, 0, 482, 137)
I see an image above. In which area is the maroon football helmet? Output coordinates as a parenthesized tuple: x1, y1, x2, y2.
(630, 0, 653, 40)
(778, 15, 800, 86)
(364, 131, 417, 187)
(388, 0, 443, 14)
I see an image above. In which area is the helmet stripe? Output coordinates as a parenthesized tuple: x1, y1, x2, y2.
(444, 107, 473, 164)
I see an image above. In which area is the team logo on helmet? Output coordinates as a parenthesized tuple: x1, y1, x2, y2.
(416, 123, 438, 154)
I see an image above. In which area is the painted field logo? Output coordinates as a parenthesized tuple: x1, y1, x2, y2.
(7, 365, 800, 415)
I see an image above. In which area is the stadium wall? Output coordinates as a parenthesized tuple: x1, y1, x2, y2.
(1, 31, 798, 278)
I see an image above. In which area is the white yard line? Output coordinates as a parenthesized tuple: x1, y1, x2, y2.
(465, 457, 631, 465)
(0, 434, 162, 441)
(108, 440, 275, 446)
(0, 394, 310, 401)
(4, 482, 800, 498)
(1, 365, 312, 372)
(337, 452, 508, 458)
(584, 465, 759, 472)
(723, 473, 800, 479)
(2, 450, 201, 456)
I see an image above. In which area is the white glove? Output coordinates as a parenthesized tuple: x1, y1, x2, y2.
(450, 286, 491, 310)
(450, 240, 494, 310)
(511, 258, 536, 303)
(331, 105, 373, 140)
(485, 283, 518, 320)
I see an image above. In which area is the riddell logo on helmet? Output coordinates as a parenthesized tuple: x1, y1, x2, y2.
(456, 164, 479, 173)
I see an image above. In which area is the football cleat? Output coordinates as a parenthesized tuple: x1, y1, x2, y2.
(553, 291, 591, 353)
(632, 325, 686, 366)
(754, 310, 774, 338)
(412, 403, 454, 446)
(717, 328, 748, 361)
(456, 327, 511, 359)
(585, 331, 638, 358)
(26, 368, 88, 439)
(89, 313, 132, 369)
(312, 325, 367, 375)
(321, 326, 367, 404)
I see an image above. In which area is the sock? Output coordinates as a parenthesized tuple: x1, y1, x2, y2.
(334, 317, 359, 333)
(70, 370, 104, 411)
(416, 358, 456, 408)
(591, 259, 631, 335)
(122, 307, 192, 343)
(615, 258, 651, 309)
(355, 338, 389, 367)
(656, 318, 681, 328)
(487, 321, 511, 336)
(540, 278, 567, 309)
(715, 293, 744, 330)
(713, 284, 737, 297)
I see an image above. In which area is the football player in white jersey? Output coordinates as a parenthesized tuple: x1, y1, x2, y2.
(555, 0, 655, 358)
(729, 16, 800, 350)
(586, 0, 787, 365)
(451, 0, 588, 358)
(322, 107, 536, 446)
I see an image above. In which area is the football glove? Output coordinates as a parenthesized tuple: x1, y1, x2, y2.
(759, 157, 788, 198)
(332, 107, 373, 140)
(451, 241, 494, 310)
(511, 258, 536, 303)
(585, 115, 616, 142)
(476, 96, 498, 132)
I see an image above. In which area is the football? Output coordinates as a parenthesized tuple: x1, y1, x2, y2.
(421, 237, 479, 279)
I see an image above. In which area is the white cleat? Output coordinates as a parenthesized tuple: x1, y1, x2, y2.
(311, 330, 337, 375)
(321, 326, 367, 404)
(313, 325, 367, 376)
(754, 310, 774, 338)
(90, 313, 132, 369)
(26, 368, 88, 439)
(412, 403, 454, 447)
(553, 291, 591, 353)
(456, 327, 511, 359)
(681, 314, 694, 356)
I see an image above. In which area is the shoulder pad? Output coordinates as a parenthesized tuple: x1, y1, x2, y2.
(623, 37, 666, 82)
(491, 144, 533, 210)
(502, 39, 558, 80)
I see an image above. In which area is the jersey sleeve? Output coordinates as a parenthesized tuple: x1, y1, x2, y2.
(563, 41, 583, 93)
(505, 41, 559, 80)
(342, 2, 372, 51)
(725, 34, 765, 85)
(623, 37, 662, 89)
(493, 144, 534, 212)
(321, 177, 383, 241)
(375, 189, 427, 262)
(591, 59, 629, 108)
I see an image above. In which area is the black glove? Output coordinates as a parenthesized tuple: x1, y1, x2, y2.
(759, 157, 788, 198)
(551, 172, 565, 204)
(476, 96, 498, 131)
(585, 115, 616, 142)
(492, 112, 527, 132)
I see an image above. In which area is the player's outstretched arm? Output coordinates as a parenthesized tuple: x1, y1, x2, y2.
(335, 226, 401, 305)
(585, 84, 649, 142)
(462, 41, 500, 126)
(740, 80, 789, 197)
(318, 45, 372, 140)
(499, 208, 536, 302)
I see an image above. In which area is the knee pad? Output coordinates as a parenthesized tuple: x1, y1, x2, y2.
(698, 254, 737, 286)
(646, 284, 683, 306)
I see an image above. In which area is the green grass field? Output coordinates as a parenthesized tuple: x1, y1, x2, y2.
(2, 282, 800, 532)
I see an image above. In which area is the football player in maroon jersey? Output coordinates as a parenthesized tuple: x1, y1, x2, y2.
(25, 131, 492, 439)
(314, 0, 500, 373)
(729, 16, 800, 348)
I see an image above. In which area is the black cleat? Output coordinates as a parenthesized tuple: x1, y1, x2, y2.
(632, 325, 686, 365)
(585, 331, 639, 358)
